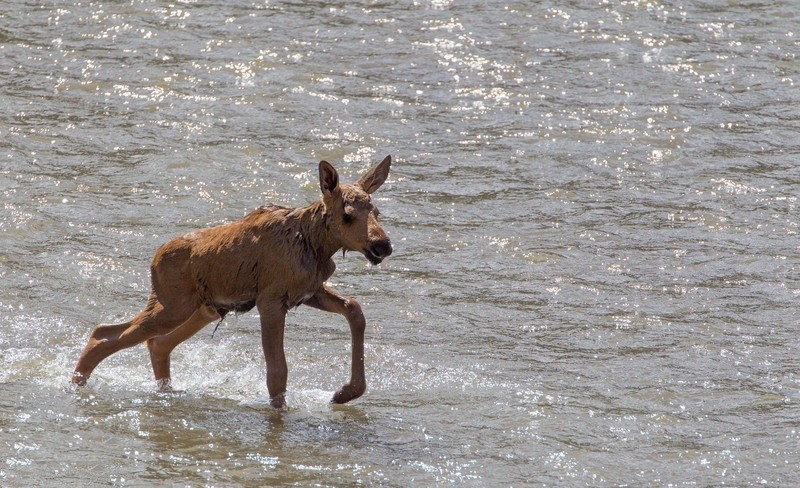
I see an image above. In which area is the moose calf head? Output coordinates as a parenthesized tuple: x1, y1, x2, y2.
(320, 155, 393, 265)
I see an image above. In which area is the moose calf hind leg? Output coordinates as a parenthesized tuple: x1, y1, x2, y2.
(72, 322, 134, 385)
(146, 306, 219, 390)
(72, 302, 196, 386)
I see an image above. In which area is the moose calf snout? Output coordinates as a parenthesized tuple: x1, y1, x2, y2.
(365, 239, 392, 265)
(370, 239, 393, 259)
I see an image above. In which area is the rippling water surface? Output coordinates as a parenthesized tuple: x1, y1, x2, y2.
(2, 1, 799, 486)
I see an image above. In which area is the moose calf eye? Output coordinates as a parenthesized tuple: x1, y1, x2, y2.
(343, 213, 354, 224)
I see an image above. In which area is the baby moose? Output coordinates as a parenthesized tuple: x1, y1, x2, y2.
(72, 156, 393, 408)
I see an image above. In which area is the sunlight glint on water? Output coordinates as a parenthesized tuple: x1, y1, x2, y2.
(2, 1, 799, 486)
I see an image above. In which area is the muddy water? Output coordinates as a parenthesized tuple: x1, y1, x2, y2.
(2, 1, 799, 486)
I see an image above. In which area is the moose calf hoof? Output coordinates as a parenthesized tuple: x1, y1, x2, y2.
(269, 393, 286, 409)
(71, 372, 88, 386)
(156, 378, 173, 392)
(331, 383, 366, 404)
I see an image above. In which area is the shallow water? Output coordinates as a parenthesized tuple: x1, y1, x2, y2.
(1, 1, 799, 486)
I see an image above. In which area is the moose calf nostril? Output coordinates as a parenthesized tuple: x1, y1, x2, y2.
(371, 241, 392, 258)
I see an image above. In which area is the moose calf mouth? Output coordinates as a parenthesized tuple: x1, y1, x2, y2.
(364, 241, 392, 265)
(365, 250, 385, 265)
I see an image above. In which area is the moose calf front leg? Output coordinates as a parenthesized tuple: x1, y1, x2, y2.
(333, 298, 367, 404)
(259, 303, 288, 409)
(306, 286, 367, 404)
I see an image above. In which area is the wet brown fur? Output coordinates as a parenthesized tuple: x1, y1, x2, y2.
(71, 156, 393, 408)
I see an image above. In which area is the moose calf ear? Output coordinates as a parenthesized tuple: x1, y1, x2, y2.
(356, 155, 391, 194)
(319, 160, 339, 197)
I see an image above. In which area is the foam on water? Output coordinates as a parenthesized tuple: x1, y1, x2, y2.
(1, 310, 489, 412)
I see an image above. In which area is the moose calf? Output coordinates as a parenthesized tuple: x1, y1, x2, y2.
(72, 156, 393, 408)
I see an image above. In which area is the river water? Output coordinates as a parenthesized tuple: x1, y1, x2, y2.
(1, 1, 799, 486)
